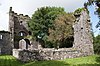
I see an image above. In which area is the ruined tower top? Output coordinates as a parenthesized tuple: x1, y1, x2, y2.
(9, 7, 12, 12)
(9, 7, 30, 19)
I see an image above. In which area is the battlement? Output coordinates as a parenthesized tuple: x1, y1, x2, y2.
(9, 7, 30, 19)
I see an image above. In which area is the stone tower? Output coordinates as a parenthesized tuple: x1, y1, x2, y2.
(9, 7, 30, 49)
(73, 9, 94, 55)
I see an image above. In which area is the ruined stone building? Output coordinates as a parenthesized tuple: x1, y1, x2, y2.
(9, 7, 30, 49)
(0, 7, 94, 62)
(0, 7, 31, 54)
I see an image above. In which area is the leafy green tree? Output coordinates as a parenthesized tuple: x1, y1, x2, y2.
(93, 35, 100, 54)
(28, 7, 66, 47)
(46, 13, 75, 48)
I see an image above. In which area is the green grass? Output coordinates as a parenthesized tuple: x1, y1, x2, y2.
(0, 55, 23, 66)
(0, 55, 100, 66)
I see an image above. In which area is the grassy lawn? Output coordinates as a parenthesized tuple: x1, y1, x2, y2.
(0, 55, 100, 66)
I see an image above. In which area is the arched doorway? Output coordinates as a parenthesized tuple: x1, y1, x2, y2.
(19, 39, 31, 49)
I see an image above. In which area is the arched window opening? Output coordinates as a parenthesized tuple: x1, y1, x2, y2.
(19, 31, 26, 36)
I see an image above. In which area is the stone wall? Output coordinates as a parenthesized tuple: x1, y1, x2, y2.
(13, 48, 84, 62)
(0, 31, 12, 54)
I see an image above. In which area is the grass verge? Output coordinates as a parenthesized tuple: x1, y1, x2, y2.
(0, 55, 100, 66)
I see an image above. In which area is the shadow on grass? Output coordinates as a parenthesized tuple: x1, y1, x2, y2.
(96, 56, 100, 63)
(23, 60, 69, 66)
(73, 64, 100, 66)
(1, 55, 100, 66)
(0, 55, 69, 66)
(24, 62, 100, 66)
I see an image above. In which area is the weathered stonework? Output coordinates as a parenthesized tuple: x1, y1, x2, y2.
(0, 31, 12, 54)
(9, 7, 30, 49)
(13, 48, 83, 62)
(73, 10, 94, 55)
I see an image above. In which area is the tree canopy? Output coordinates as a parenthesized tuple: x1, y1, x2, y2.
(93, 35, 100, 54)
(47, 13, 75, 48)
(28, 7, 66, 39)
(28, 6, 75, 48)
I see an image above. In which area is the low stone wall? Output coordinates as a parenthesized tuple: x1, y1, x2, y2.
(13, 48, 90, 62)
(13, 49, 21, 58)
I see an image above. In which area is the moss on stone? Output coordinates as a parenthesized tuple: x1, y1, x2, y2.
(74, 8, 89, 15)
(74, 8, 85, 14)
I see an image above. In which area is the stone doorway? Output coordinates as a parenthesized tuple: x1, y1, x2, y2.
(19, 39, 30, 49)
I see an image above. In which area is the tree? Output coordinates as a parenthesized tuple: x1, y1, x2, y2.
(46, 13, 75, 48)
(28, 7, 66, 47)
(93, 35, 100, 54)
(85, 0, 100, 28)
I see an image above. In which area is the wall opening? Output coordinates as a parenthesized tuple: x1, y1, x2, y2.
(39, 27, 74, 48)
(20, 21, 23, 25)
(62, 36, 74, 48)
(24, 39, 31, 49)
(28, 31, 32, 35)
(18, 31, 26, 36)
(0, 35, 3, 39)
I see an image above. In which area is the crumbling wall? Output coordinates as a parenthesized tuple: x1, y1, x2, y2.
(13, 48, 83, 62)
(73, 10, 94, 55)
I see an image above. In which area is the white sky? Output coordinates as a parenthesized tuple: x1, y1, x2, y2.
(0, 0, 87, 31)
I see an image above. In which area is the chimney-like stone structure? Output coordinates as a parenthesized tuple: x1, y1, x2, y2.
(73, 10, 94, 55)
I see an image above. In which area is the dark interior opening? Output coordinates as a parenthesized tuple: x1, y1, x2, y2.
(24, 39, 31, 49)
(59, 36, 74, 48)
(28, 31, 32, 35)
(81, 27, 83, 29)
